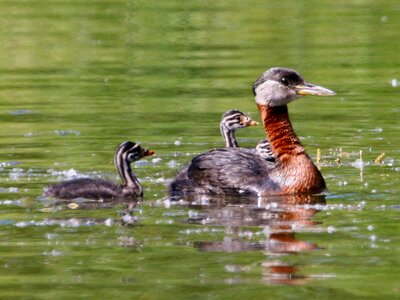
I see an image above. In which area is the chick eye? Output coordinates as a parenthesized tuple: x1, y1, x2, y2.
(128, 153, 138, 161)
(281, 78, 289, 86)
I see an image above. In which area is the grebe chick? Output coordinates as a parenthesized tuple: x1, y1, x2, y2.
(255, 139, 275, 162)
(220, 110, 274, 161)
(220, 109, 258, 147)
(44, 141, 155, 200)
(169, 67, 335, 197)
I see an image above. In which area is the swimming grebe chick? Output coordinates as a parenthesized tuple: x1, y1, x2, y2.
(44, 141, 155, 200)
(169, 67, 335, 197)
(220, 109, 258, 147)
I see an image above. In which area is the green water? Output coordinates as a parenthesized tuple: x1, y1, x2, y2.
(1, 0, 400, 299)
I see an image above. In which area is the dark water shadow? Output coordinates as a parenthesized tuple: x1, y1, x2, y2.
(175, 193, 325, 285)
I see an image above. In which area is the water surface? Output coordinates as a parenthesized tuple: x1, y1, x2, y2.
(1, 0, 400, 298)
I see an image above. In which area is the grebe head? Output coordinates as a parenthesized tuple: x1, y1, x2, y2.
(256, 139, 275, 161)
(252, 67, 336, 107)
(221, 109, 258, 131)
(116, 141, 155, 164)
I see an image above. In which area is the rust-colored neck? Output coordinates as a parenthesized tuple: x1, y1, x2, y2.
(257, 104, 326, 194)
(257, 104, 305, 160)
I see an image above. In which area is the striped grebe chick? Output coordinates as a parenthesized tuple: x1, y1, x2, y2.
(44, 141, 155, 200)
(255, 138, 275, 162)
(220, 110, 274, 161)
(169, 67, 335, 196)
(220, 109, 258, 147)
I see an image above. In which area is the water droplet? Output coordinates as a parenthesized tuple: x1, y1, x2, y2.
(327, 226, 336, 233)
(104, 218, 114, 227)
(167, 160, 177, 168)
(351, 159, 365, 169)
(43, 249, 62, 256)
(152, 157, 162, 164)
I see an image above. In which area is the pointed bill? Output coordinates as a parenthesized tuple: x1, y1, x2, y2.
(143, 149, 156, 156)
(240, 116, 259, 127)
(294, 82, 336, 96)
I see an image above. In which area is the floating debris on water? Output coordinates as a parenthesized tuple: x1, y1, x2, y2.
(338, 148, 350, 158)
(117, 236, 140, 248)
(374, 152, 385, 165)
(67, 203, 79, 209)
(316, 148, 321, 164)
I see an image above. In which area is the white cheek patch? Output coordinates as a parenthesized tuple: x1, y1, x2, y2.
(254, 80, 300, 106)
(255, 81, 276, 105)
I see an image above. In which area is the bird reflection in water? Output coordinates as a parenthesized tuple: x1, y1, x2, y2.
(187, 193, 325, 285)
(40, 199, 141, 226)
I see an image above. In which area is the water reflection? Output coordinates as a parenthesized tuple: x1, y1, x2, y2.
(186, 194, 325, 285)
(40, 198, 141, 226)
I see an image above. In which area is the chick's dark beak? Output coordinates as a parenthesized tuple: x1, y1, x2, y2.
(294, 82, 336, 96)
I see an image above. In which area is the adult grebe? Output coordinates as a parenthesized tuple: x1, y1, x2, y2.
(169, 67, 335, 196)
(44, 141, 155, 200)
(220, 109, 258, 147)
